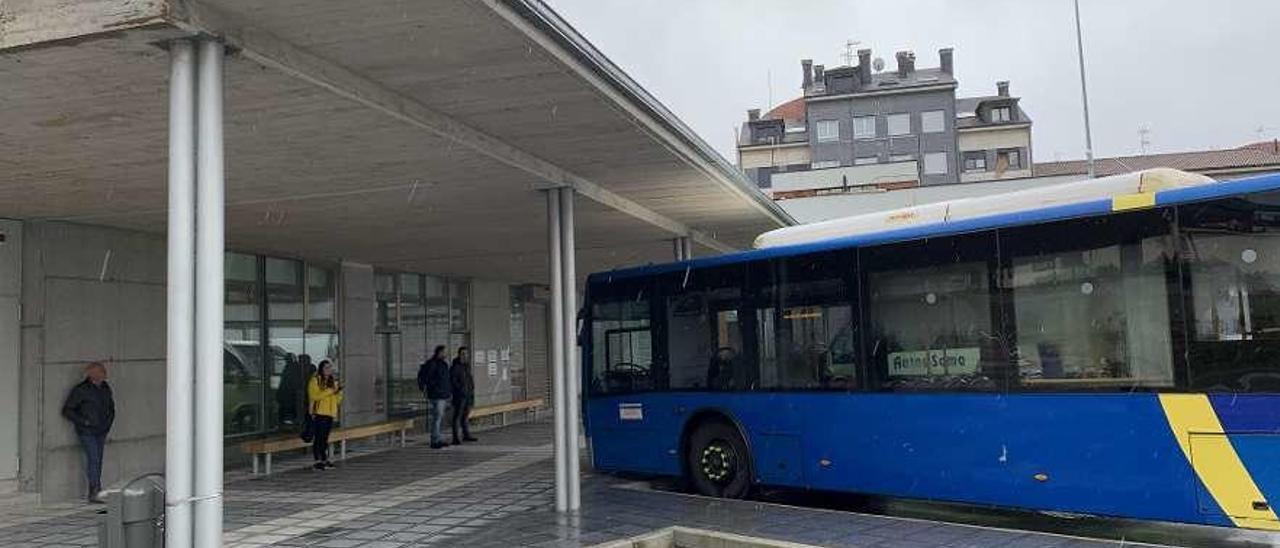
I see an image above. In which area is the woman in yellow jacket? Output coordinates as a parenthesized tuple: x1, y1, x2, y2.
(307, 359, 343, 470)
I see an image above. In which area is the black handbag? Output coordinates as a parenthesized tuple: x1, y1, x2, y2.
(299, 402, 317, 443)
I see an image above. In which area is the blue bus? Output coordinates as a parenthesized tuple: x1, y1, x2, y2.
(582, 170, 1280, 530)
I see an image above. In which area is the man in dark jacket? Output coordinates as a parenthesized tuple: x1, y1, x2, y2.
(61, 362, 115, 503)
(417, 346, 452, 448)
(450, 347, 478, 445)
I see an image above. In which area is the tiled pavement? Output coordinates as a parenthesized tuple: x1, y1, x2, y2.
(0, 420, 1174, 547)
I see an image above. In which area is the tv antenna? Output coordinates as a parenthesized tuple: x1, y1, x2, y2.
(1138, 125, 1151, 155)
(872, 57, 885, 73)
(842, 39, 860, 65)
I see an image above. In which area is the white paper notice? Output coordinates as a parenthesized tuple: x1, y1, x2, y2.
(487, 349, 498, 377)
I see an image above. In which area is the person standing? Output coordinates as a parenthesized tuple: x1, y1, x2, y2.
(417, 346, 452, 449)
(450, 347, 478, 445)
(306, 359, 343, 470)
(61, 362, 115, 503)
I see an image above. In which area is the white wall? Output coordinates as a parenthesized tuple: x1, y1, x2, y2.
(470, 280, 514, 407)
(958, 126, 1031, 151)
(739, 145, 811, 169)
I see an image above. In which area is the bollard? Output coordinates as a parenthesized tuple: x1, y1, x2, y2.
(98, 473, 165, 548)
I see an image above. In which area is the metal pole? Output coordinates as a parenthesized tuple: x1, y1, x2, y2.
(165, 39, 196, 548)
(559, 187, 581, 512)
(1073, 0, 1096, 178)
(193, 38, 225, 548)
(681, 237, 692, 261)
(547, 190, 568, 513)
(672, 238, 683, 261)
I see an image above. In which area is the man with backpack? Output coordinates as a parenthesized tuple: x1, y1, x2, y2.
(417, 346, 452, 449)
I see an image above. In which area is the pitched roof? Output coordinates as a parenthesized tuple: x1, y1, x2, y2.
(956, 95, 1031, 128)
(763, 96, 805, 122)
(1035, 147, 1280, 177)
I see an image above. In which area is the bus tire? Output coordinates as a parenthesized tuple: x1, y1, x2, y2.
(686, 420, 752, 499)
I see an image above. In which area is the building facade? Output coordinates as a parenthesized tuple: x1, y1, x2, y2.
(739, 48, 1033, 198)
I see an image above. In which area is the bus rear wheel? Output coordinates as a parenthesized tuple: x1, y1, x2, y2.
(686, 420, 752, 499)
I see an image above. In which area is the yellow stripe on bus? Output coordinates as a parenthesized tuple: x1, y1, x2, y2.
(1111, 192, 1156, 211)
(1158, 394, 1280, 530)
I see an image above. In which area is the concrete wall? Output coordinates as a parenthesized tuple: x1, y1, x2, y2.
(0, 220, 21, 491)
(470, 280, 514, 407)
(340, 262, 379, 426)
(19, 222, 168, 502)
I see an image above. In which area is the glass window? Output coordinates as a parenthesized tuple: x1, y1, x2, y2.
(590, 279, 655, 394)
(921, 110, 946, 133)
(424, 276, 451, 355)
(815, 120, 839, 142)
(864, 233, 1003, 391)
(306, 265, 336, 331)
(854, 155, 878, 165)
(1182, 191, 1280, 392)
(853, 116, 876, 139)
(990, 106, 1012, 122)
(997, 148, 1022, 170)
(266, 258, 306, 430)
(449, 280, 470, 333)
(923, 152, 948, 174)
(225, 253, 264, 435)
(756, 252, 857, 390)
(1002, 212, 1176, 390)
(887, 113, 911, 136)
(811, 160, 840, 169)
(663, 265, 749, 390)
(964, 151, 987, 171)
(375, 272, 398, 331)
(390, 274, 425, 416)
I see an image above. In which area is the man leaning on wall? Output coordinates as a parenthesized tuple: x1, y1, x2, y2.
(61, 361, 115, 504)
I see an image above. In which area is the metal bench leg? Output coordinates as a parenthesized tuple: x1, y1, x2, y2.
(500, 411, 507, 427)
(252, 454, 259, 475)
(400, 429, 406, 447)
(265, 453, 272, 475)
(341, 440, 348, 461)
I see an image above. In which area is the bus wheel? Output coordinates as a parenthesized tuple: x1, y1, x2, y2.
(686, 420, 752, 499)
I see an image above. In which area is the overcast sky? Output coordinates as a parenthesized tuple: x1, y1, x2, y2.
(545, 0, 1280, 163)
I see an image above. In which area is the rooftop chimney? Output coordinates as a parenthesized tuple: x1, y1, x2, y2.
(801, 59, 813, 89)
(747, 108, 760, 121)
(895, 51, 915, 78)
(939, 48, 954, 75)
(813, 64, 826, 88)
(857, 48, 872, 84)
(997, 80, 1010, 97)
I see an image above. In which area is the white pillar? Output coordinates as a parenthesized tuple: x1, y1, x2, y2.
(547, 190, 568, 513)
(165, 38, 196, 548)
(559, 187, 581, 512)
(193, 38, 225, 548)
(681, 237, 692, 261)
(672, 238, 683, 261)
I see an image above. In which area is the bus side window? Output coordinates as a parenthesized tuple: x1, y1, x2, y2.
(863, 232, 1003, 392)
(664, 265, 748, 391)
(755, 251, 858, 391)
(590, 280, 655, 394)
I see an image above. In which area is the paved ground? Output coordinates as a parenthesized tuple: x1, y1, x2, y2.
(0, 420, 1180, 547)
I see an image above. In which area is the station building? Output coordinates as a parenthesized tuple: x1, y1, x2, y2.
(0, 0, 791, 511)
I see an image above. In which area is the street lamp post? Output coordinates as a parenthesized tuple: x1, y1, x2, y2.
(1074, 0, 1096, 178)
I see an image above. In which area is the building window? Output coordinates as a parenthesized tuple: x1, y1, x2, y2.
(990, 106, 1012, 123)
(890, 154, 914, 162)
(854, 156, 878, 165)
(997, 148, 1022, 170)
(921, 110, 946, 133)
(923, 152, 948, 175)
(815, 120, 839, 142)
(963, 151, 988, 171)
(887, 113, 911, 136)
(853, 116, 876, 139)
(811, 160, 840, 169)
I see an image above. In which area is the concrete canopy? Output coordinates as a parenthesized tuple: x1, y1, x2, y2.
(0, 0, 792, 283)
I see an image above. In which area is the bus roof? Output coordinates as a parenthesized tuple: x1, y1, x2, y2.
(588, 169, 1280, 284)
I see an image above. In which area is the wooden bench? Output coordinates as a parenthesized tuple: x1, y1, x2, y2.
(239, 417, 414, 475)
(471, 398, 543, 426)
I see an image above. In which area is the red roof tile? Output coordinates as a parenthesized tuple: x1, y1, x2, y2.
(763, 97, 805, 122)
(1035, 147, 1280, 177)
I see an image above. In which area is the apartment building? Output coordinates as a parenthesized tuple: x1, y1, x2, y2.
(739, 48, 1033, 198)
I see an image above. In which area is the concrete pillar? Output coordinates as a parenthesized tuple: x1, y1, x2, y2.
(547, 191, 568, 513)
(193, 38, 226, 548)
(558, 187, 581, 512)
(165, 38, 197, 548)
